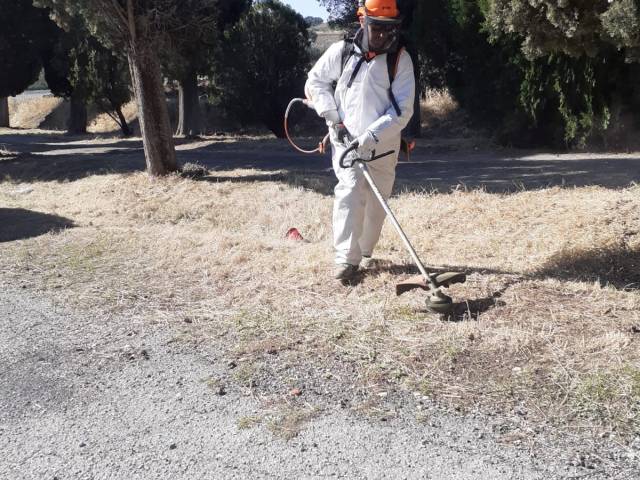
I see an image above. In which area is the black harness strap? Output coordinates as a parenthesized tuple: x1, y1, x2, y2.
(386, 48, 403, 116)
(347, 56, 366, 88)
(341, 38, 355, 74)
(340, 37, 403, 117)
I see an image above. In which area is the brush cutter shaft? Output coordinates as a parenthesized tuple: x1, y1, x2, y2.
(357, 162, 432, 282)
(338, 142, 433, 285)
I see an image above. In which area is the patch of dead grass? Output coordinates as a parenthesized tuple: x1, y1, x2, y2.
(1, 164, 639, 437)
(265, 404, 319, 440)
(422, 88, 459, 122)
(88, 101, 138, 134)
(9, 96, 65, 130)
(420, 88, 490, 150)
(0, 145, 17, 158)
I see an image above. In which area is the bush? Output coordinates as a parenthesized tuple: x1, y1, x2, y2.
(211, 0, 312, 137)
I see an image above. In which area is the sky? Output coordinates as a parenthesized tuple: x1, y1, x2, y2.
(284, 0, 329, 20)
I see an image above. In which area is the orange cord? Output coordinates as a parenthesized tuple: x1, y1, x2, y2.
(284, 98, 328, 155)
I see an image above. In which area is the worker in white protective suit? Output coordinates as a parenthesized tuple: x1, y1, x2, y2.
(305, 0, 415, 281)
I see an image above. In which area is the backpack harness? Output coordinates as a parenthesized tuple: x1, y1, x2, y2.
(338, 37, 415, 160)
(284, 37, 414, 158)
(339, 37, 403, 117)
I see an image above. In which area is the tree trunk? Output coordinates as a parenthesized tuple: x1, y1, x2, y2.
(128, 43, 177, 176)
(116, 107, 133, 137)
(176, 67, 203, 138)
(0, 97, 9, 128)
(68, 91, 88, 134)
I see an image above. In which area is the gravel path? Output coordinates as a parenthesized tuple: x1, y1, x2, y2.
(4, 287, 637, 479)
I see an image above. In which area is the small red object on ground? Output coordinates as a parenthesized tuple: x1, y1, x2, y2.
(286, 228, 304, 241)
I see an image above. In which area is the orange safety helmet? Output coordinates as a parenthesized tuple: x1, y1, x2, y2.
(357, 0, 400, 19)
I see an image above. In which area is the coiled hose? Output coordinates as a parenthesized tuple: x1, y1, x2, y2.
(284, 98, 330, 155)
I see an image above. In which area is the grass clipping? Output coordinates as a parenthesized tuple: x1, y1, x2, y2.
(1, 168, 639, 437)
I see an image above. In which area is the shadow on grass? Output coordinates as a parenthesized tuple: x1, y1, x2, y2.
(0, 208, 74, 242)
(536, 244, 640, 290)
(340, 260, 513, 320)
(446, 292, 507, 322)
(1, 131, 640, 193)
(195, 171, 336, 196)
(371, 261, 518, 278)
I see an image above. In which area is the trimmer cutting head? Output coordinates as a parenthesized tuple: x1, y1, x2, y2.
(425, 290, 454, 314)
(396, 272, 467, 315)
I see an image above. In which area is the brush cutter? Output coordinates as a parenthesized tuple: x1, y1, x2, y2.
(337, 142, 466, 314)
(285, 98, 466, 314)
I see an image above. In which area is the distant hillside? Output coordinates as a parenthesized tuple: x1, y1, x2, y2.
(310, 23, 344, 60)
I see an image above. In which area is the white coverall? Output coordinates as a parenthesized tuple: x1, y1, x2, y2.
(305, 40, 415, 266)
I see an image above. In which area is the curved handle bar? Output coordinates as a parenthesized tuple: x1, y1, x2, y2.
(339, 144, 359, 169)
(339, 144, 396, 169)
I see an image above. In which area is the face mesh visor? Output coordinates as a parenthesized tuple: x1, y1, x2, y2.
(363, 14, 401, 54)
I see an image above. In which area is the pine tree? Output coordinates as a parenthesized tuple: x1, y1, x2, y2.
(212, 1, 312, 137)
(0, 0, 59, 127)
(36, 0, 181, 175)
(163, 0, 250, 138)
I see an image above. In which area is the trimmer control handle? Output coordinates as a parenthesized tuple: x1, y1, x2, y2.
(338, 144, 396, 169)
(339, 144, 359, 168)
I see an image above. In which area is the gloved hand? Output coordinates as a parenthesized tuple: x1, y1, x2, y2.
(321, 109, 341, 128)
(322, 109, 350, 145)
(352, 130, 378, 159)
(330, 123, 349, 145)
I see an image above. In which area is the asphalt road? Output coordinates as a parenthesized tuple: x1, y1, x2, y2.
(1, 131, 640, 191)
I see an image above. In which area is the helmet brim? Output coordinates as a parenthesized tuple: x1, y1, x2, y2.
(357, 7, 402, 24)
(366, 15, 402, 25)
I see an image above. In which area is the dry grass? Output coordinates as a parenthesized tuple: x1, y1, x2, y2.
(8, 96, 65, 130)
(419, 88, 489, 150)
(0, 145, 16, 158)
(1, 163, 639, 437)
(421, 88, 459, 124)
(8, 96, 139, 134)
(87, 101, 139, 134)
(266, 407, 319, 440)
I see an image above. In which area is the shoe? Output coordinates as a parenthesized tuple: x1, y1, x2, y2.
(334, 263, 359, 281)
(361, 256, 375, 269)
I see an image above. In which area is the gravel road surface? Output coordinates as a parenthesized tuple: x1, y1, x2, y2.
(5, 286, 636, 479)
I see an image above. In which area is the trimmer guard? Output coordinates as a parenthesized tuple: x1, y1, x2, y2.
(396, 272, 466, 296)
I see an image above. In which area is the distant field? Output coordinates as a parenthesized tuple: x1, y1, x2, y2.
(311, 23, 345, 58)
(313, 29, 344, 52)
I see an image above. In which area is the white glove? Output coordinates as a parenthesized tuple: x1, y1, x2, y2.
(321, 109, 341, 128)
(353, 130, 378, 159)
